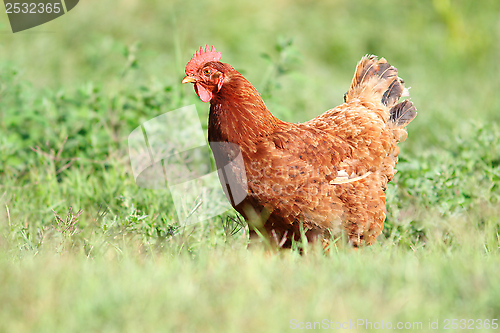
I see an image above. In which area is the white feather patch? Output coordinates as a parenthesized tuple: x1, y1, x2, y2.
(329, 171, 372, 185)
(402, 87, 411, 97)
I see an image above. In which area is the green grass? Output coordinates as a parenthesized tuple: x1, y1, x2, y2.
(1, 244, 500, 332)
(1, 0, 500, 331)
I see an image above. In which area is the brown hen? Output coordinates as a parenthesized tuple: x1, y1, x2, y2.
(182, 45, 416, 247)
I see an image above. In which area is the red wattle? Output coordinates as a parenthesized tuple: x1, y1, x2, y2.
(195, 83, 213, 103)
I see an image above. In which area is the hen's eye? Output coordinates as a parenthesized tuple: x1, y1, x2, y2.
(203, 69, 212, 76)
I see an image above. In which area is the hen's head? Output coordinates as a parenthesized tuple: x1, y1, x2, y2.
(182, 45, 232, 103)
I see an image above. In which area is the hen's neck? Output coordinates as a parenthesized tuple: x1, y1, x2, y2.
(208, 72, 280, 146)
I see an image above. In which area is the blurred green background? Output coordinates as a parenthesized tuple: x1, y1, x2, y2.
(1, 0, 500, 144)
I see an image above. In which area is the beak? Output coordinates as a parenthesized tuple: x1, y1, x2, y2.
(182, 76, 196, 84)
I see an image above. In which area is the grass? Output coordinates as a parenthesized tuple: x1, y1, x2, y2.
(0, 0, 500, 331)
(1, 244, 500, 332)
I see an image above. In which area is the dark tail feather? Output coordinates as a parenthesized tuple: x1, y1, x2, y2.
(346, 55, 406, 109)
(389, 100, 417, 127)
(382, 78, 405, 107)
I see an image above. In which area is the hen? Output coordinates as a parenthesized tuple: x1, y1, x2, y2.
(182, 45, 416, 247)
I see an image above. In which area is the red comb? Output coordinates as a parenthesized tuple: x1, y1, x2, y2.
(185, 45, 222, 75)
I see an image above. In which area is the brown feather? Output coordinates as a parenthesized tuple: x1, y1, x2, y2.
(389, 100, 417, 127)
